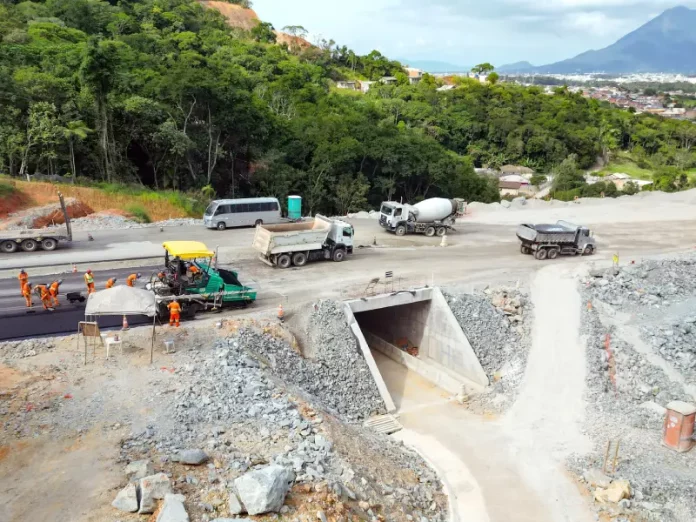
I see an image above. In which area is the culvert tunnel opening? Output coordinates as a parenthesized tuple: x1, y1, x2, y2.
(345, 288, 489, 413)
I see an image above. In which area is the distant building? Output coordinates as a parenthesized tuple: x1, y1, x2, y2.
(437, 85, 456, 92)
(380, 76, 398, 85)
(336, 81, 358, 90)
(405, 67, 423, 85)
(359, 81, 375, 93)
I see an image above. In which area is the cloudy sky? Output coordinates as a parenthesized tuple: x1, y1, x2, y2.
(252, 1, 696, 66)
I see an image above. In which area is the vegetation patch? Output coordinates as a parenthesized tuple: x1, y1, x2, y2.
(124, 204, 152, 224)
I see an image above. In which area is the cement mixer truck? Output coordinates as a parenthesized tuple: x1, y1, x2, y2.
(379, 198, 465, 236)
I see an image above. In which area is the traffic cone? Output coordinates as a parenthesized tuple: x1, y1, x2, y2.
(440, 234, 448, 247)
(122, 315, 129, 330)
(277, 304, 284, 323)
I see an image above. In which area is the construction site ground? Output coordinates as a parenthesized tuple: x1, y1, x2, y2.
(2, 191, 696, 522)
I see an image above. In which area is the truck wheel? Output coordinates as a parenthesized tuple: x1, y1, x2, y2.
(436, 227, 447, 237)
(548, 248, 559, 259)
(395, 225, 407, 236)
(535, 249, 548, 260)
(216, 222, 226, 231)
(520, 244, 529, 255)
(277, 254, 292, 269)
(21, 239, 38, 252)
(425, 226, 436, 237)
(292, 252, 308, 267)
(332, 249, 346, 262)
(41, 238, 58, 251)
(583, 245, 595, 256)
(1, 240, 18, 254)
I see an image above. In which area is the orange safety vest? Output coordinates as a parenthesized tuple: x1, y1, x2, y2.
(36, 285, 50, 299)
(84, 273, 94, 285)
(22, 283, 32, 296)
(126, 274, 137, 287)
(49, 282, 60, 295)
(167, 302, 181, 315)
(106, 278, 116, 289)
(19, 272, 28, 285)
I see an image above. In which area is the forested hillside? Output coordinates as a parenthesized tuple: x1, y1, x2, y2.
(1, 0, 696, 214)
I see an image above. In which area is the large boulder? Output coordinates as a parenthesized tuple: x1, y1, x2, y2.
(125, 459, 154, 480)
(156, 494, 189, 522)
(139, 473, 173, 514)
(234, 465, 293, 515)
(228, 489, 244, 515)
(112, 483, 139, 513)
(175, 449, 209, 465)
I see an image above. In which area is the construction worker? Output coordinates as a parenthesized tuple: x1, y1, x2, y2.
(126, 273, 141, 287)
(22, 281, 33, 308)
(84, 269, 95, 294)
(49, 280, 62, 307)
(18, 269, 28, 295)
(105, 277, 117, 289)
(34, 284, 53, 311)
(167, 299, 181, 327)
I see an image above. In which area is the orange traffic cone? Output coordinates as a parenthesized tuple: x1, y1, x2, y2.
(277, 304, 284, 323)
(122, 315, 129, 330)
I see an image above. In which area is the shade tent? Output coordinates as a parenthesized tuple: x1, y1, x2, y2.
(84, 286, 159, 363)
(85, 286, 157, 317)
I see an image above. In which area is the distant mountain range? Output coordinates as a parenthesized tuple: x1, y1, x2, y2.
(528, 6, 696, 74)
(497, 61, 536, 74)
(398, 59, 469, 73)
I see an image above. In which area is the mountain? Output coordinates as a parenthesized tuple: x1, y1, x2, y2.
(399, 59, 470, 73)
(497, 61, 536, 73)
(537, 6, 696, 74)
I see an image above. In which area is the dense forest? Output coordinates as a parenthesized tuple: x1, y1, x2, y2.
(1, 0, 696, 214)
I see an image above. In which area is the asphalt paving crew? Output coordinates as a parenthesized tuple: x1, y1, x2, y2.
(22, 281, 33, 308)
(167, 299, 181, 327)
(49, 280, 62, 307)
(126, 273, 141, 287)
(105, 277, 117, 289)
(18, 269, 28, 295)
(84, 269, 95, 294)
(34, 284, 54, 311)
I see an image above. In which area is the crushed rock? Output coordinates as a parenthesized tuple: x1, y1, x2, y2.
(0, 338, 55, 361)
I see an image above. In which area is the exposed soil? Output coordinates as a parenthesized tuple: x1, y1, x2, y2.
(0, 191, 32, 220)
(199, 1, 260, 30)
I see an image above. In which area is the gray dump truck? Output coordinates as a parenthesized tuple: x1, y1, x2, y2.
(252, 215, 354, 268)
(517, 220, 596, 260)
(0, 192, 72, 253)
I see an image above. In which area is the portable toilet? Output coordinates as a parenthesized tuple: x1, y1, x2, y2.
(287, 195, 302, 220)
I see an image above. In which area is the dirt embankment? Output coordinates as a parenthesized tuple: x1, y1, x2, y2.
(199, 1, 260, 30)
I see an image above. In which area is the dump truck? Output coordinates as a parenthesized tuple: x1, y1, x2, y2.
(0, 192, 72, 253)
(379, 198, 464, 236)
(252, 215, 354, 268)
(147, 241, 257, 319)
(517, 220, 596, 260)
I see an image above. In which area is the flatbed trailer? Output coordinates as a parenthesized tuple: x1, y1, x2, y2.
(0, 193, 72, 253)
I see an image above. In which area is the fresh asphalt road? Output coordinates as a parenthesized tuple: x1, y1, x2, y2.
(0, 266, 159, 341)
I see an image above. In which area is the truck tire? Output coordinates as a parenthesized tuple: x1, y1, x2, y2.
(583, 245, 595, 256)
(292, 252, 308, 267)
(395, 225, 407, 237)
(520, 244, 530, 255)
(436, 227, 447, 237)
(534, 249, 548, 261)
(332, 249, 346, 262)
(21, 239, 38, 252)
(1, 240, 18, 254)
(254, 219, 263, 227)
(41, 238, 58, 251)
(547, 248, 559, 259)
(216, 222, 226, 231)
(277, 254, 292, 269)
(425, 226, 436, 237)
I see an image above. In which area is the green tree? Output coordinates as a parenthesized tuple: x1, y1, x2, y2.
(251, 22, 276, 43)
(334, 174, 370, 215)
(471, 63, 495, 75)
(552, 154, 585, 192)
(530, 174, 547, 187)
(487, 72, 500, 85)
(62, 120, 91, 181)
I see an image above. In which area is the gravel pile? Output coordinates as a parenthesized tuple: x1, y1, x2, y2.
(0, 338, 55, 361)
(51, 215, 204, 230)
(444, 287, 531, 408)
(640, 319, 696, 378)
(584, 259, 696, 308)
(119, 337, 445, 522)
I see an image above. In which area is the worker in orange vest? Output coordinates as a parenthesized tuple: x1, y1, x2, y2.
(18, 269, 28, 295)
(105, 277, 117, 289)
(126, 273, 141, 287)
(34, 284, 53, 311)
(49, 280, 62, 307)
(22, 281, 33, 308)
(84, 269, 95, 294)
(167, 299, 181, 327)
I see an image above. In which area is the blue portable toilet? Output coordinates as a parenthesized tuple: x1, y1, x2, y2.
(287, 195, 302, 220)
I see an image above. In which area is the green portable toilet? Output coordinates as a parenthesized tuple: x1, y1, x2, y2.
(287, 195, 302, 220)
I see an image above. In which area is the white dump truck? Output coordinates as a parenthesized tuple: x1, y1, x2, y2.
(252, 215, 354, 268)
(517, 221, 596, 260)
(379, 198, 464, 236)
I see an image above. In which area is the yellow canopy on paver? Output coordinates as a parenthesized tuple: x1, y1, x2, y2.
(162, 241, 214, 260)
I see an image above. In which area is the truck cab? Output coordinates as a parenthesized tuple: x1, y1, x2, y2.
(379, 202, 408, 231)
